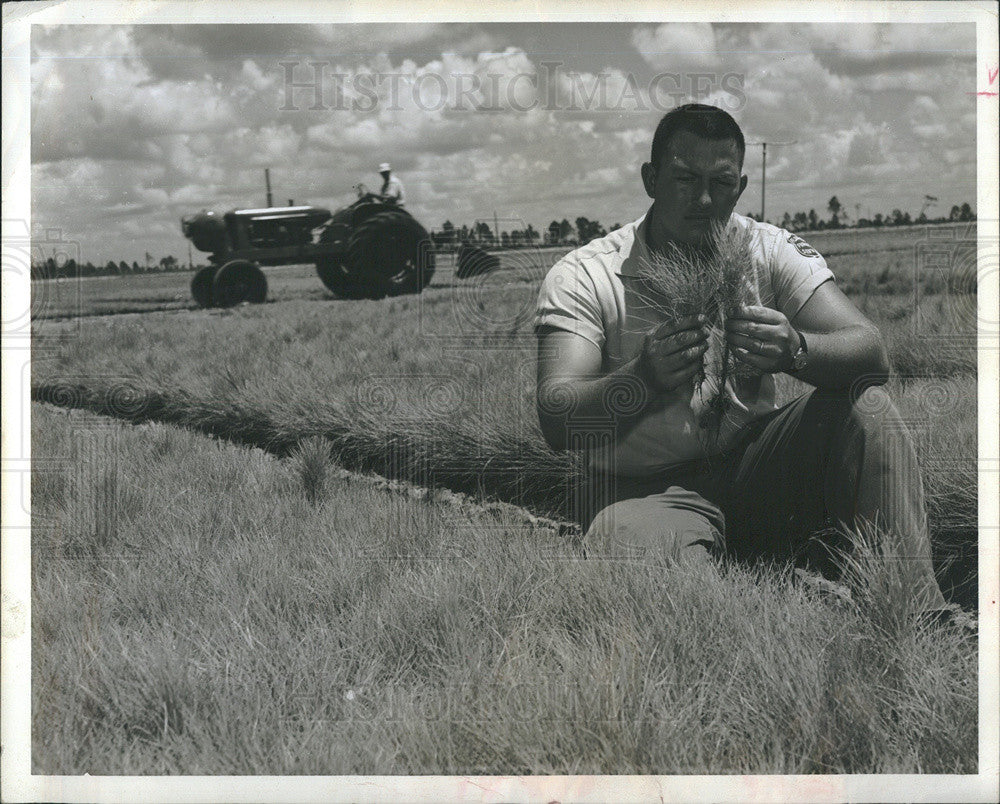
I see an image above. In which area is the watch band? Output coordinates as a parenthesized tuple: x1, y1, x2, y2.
(788, 330, 808, 373)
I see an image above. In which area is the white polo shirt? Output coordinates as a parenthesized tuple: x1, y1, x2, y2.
(534, 210, 834, 475)
(381, 175, 405, 205)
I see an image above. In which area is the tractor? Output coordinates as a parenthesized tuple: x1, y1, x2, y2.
(181, 188, 436, 307)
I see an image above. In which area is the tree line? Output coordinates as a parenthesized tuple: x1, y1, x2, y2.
(770, 197, 976, 232)
(31, 198, 978, 279)
(429, 217, 622, 250)
(31, 253, 199, 280)
(432, 198, 977, 251)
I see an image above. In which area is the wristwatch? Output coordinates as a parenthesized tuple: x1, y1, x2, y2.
(788, 330, 808, 373)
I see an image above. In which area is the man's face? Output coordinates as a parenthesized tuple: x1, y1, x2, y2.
(641, 130, 748, 246)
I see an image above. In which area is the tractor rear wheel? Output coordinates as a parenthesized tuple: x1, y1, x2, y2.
(213, 260, 267, 307)
(191, 265, 217, 307)
(346, 210, 435, 298)
(316, 258, 369, 299)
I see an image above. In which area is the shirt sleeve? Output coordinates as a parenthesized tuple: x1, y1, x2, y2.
(769, 232, 835, 321)
(534, 257, 605, 349)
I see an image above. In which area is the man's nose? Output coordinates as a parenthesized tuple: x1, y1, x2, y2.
(696, 181, 712, 207)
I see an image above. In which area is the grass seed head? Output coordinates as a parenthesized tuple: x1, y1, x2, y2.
(637, 220, 760, 443)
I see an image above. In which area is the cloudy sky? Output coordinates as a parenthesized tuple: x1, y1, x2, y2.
(31, 22, 978, 265)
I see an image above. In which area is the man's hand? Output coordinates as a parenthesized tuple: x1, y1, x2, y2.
(725, 305, 800, 373)
(638, 314, 711, 392)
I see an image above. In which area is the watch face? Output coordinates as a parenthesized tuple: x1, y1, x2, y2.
(792, 350, 807, 371)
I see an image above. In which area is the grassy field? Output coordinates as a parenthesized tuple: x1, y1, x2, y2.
(30, 223, 979, 773)
(32, 403, 977, 774)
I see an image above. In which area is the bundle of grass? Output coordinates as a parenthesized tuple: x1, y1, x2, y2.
(637, 221, 760, 444)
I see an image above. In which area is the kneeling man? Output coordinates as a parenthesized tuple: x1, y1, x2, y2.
(534, 103, 945, 612)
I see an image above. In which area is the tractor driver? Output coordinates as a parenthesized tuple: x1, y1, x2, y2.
(378, 163, 405, 206)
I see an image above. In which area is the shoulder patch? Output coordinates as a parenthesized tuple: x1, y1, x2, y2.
(787, 233, 820, 259)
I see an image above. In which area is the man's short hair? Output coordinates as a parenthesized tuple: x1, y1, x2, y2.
(650, 103, 746, 170)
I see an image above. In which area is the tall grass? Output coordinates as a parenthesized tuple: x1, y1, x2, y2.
(31, 403, 976, 774)
(31, 275, 979, 604)
(636, 221, 760, 440)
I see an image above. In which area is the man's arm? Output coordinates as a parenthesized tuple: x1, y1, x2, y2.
(725, 281, 890, 389)
(536, 316, 709, 452)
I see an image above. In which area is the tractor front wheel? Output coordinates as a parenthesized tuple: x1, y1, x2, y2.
(213, 260, 267, 307)
(191, 265, 217, 307)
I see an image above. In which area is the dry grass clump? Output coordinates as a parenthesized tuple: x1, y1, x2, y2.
(637, 221, 760, 440)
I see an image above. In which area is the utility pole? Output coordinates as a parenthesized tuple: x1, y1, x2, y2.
(265, 168, 273, 208)
(494, 210, 500, 245)
(747, 140, 797, 222)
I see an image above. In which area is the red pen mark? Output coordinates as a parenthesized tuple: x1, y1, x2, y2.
(969, 65, 999, 97)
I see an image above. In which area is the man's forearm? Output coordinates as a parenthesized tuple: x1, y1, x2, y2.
(537, 357, 661, 451)
(791, 325, 890, 389)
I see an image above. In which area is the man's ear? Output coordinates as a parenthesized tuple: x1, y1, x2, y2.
(641, 162, 657, 199)
(736, 173, 748, 200)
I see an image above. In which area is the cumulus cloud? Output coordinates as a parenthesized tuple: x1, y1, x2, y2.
(30, 22, 978, 264)
(632, 23, 719, 72)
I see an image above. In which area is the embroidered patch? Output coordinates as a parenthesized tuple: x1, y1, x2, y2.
(787, 233, 820, 259)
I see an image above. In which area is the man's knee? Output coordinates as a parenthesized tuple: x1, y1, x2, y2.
(844, 386, 918, 473)
(584, 497, 722, 566)
(811, 386, 909, 459)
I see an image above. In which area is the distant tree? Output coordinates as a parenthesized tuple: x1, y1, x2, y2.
(827, 196, 842, 228)
(474, 221, 493, 244)
(501, 231, 510, 247)
(873, 213, 884, 228)
(159, 255, 178, 271)
(917, 211, 928, 224)
(441, 220, 455, 247)
(959, 202, 974, 221)
(575, 217, 607, 245)
(949, 205, 961, 222)
(901, 211, 912, 226)
(118, 260, 130, 274)
(781, 212, 792, 230)
(106, 260, 119, 274)
(807, 209, 818, 230)
(609, 222, 622, 232)
(792, 211, 808, 232)
(547, 220, 561, 244)
(132, 261, 141, 272)
(891, 209, 905, 227)
(559, 219, 573, 243)
(65, 258, 77, 276)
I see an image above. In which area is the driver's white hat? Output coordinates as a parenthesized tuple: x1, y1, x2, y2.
(378, 162, 391, 172)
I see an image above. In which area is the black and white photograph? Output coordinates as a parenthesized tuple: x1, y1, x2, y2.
(2, 1, 998, 801)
